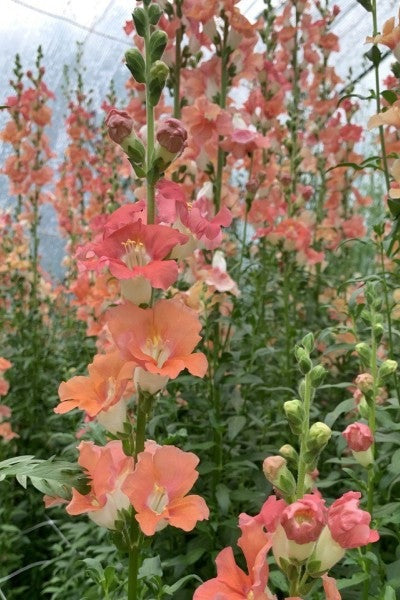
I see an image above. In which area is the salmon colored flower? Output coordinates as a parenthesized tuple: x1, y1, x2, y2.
(105, 108, 134, 144)
(366, 10, 400, 61)
(368, 104, 400, 130)
(193, 514, 273, 599)
(106, 299, 208, 393)
(66, 440, 133, 529)
(122, 443, 209, 535)
(78, 221, 188, 304)
(0, 422, 19, 442)
(182, 96, 232, 155)
(55, 351, 135, 434)
(342, 422, 373, 452)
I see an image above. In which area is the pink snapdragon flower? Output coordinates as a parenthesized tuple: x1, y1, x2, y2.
(156, 117, 187, 154)
(313, 491, 379, 570)
(66, 441, 133, 529)
(342, 422, 374, 466)
(122, 442, 209, 535)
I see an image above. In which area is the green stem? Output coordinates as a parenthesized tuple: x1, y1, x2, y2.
(283, 257, 292, 385)
(296, 372, 312, 499)
(214, 15, 229, 212)
(127, 390, 151, 600)
(144, 10, 155, 225)
(173, 1, 183, 119)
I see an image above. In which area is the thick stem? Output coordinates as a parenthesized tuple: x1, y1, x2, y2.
(296, 372, 312, 499)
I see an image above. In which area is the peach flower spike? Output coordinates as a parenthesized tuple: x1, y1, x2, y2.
(122, 443, 209, 535)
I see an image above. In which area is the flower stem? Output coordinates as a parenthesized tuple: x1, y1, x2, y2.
(296, 371, 312, 499)
(144, 5, 155, 225)
(173, 0, 183, 119)
(214, 15, 229, 212)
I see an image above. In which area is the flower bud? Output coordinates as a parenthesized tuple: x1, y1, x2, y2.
(125, 48, 146, 83)
(302, 332, 314, 353)
(263, 456, 296, 499)
(149, 30, 168, 63)
(355, 343, 371, 365)
(355, 372, 374, 394)
(342, 422, 373, 452)
(132, 7, 147, 37)
(310, 365, 327, 388)
(305, 422, 331, 467)
(378, 359, 398, 383)
(279, 444, 298, 464)
(148, 60, 169, 106)
(156, 118, 187, 155)
(373, 322, 384, 341)
(295, 346, 312, 374)
(342, 422, 374, 468)
(283, 399, 304, 435)
(148, 4, 163, 25)
(105, 109, 134, 145)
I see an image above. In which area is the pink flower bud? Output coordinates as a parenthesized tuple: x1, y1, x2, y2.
(281, 493, 326, 544)
(105, 108, 134, 145)
(156, 117, 187, 154)
(263, 455, 286, 481)
(327, 491, 379, 549)
(355, 372, 374, 394)
(342, 422, 373, 452)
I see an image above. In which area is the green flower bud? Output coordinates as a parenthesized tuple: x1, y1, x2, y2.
(149, 30, 168, 63)
(355, 342, 371, 365)
(121, 134, 146, 165)
(148, 60, 169, 106)
(373, 322, 384, 341)
(125, 49, 146, 83)
(283, 399, 304, 435)
(148, 4, 163, 25)
(295, 347, 312, 374)
(306, 422, 331, 455)
(132, 7, 147, 37)
(378, 359, 398, 383)
(310, 365, 327, 388)
(302, 332, 314, 353)
(279, 444, 298, 464)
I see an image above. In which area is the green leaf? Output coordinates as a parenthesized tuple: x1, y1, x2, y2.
(336, 572, 369, 589)
(227, 415, 246, 440)
(138, 556, 163, 579)
(0, 455, 88, 499)
(163, 574, 202, 595)
(325, 399, 356, 428)
(215, 483, 231, 514)
(382, 90, 398, 105)
(356, 0, 372, 10)
(366, 45, 382, 66)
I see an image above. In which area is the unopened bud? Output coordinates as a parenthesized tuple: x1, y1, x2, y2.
(355, 343, 371, 365)
(149, 30, 168, 63)
(283, 399, 304, 435)
(302, 332, 314, 353)
(304, 422, 331, 467)
(132, 7, 147, 37)
(342, 422, 374, 468)
(156, 118, 187, 154)
(378, 359, 397, 383)
(125, 48, 146, 83)
(148, 4, 163, 25)
(295, 346, 312, 374)
(279, 444, 298, 464)
(373, 322, 384, 341)
(310, 365, 327, 387)
(105, 109, 134, 145)
(148, 60, 169, 106)
(355, 372, 374, 394)
(263, 456, 296, 499)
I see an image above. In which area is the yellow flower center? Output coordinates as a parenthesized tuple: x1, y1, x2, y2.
(144, 333, 170, 368)
(121, 239, 148, 270)
(147, 483, 169, 514)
